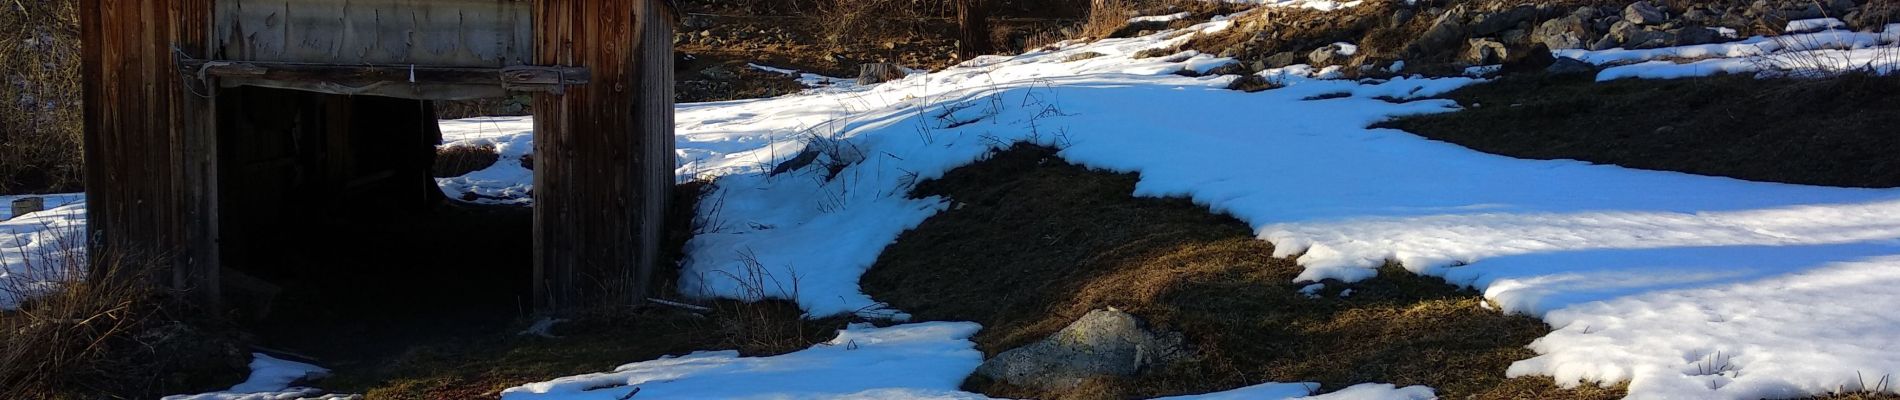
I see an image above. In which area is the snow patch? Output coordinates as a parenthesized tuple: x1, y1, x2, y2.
(163, 354, 332, 400)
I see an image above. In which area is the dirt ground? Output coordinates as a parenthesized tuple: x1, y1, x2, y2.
(1380, 72, 1900, 188)
(861, 144, 1628, 400)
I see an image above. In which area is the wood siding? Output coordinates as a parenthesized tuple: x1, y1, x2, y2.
(214, 0, 532, 67)
(531, 0, 674, 312)
(80, 0, 222, 305)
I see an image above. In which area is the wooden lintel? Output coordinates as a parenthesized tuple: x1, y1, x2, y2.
(178, 59, 591, 99)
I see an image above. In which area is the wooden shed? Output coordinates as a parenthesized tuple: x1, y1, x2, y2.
(79, 0, 676, 313)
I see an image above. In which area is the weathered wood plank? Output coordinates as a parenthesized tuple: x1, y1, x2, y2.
(531, 0, 674, 313)
(181, 59, 590, 99)
(82, 0, 220, 306)
(217, 0, 533, 67)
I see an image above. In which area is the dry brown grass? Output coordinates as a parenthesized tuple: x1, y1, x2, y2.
(1, 233, 247, 399)
(1380, 72, 1900, 188)
(432, 144, 501, 178)
(0, 0, 85, 194)
(862, 144, 1625, 399)
(815, 0, 947, 48)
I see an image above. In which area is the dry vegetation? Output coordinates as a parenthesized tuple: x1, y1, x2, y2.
(432, 144, 502, 178)
(0, 236, 248, 399)
(1380, 72, 1900, 188)
(0, 0, 85, 194)
(862, 144, 1626, 400)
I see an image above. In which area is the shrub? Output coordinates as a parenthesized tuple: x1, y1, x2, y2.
(0, 233, 248, 399)
(433, 144, 501, 178)
(0, 0, 85, 193)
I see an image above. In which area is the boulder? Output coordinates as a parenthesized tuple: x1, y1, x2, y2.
(1828, 0, 1858, 16)
(973, 309, 1189, 391)
(1627, 27, 1681, 49)
(698, 65, 737, 81)
(1547, 56, 1596, 75)
(1308, 43, 1355, 66)
(1590, 34, 1622, 51)
(1404, 7, 1469, 60)
(1674, 26, 1722, 46)
(1625, 1, 1669, 26)
(857, 63, 907, 85)
(1464, 38, 1510, 65)
(1532, 14, 1592, 49)
(1264, 51, 1302, 69)
(1467, 5, 1538, 36)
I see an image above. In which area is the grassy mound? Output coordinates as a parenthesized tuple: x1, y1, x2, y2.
(861, 144, 1625, 399)
(1380, 73, 1900, 188)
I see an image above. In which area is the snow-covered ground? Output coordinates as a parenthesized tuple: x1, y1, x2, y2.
(163, 354, 334, 400)
(500, 321, 1434, 400)
(436, 117, 537, 205)
(1559, 20, 1900, 80)
(645, 15, 1895, 399)
(0, 196, 85, 310)
(19, 8, 1900, 400)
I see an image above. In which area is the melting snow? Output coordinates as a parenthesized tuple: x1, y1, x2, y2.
(15, 7, 1900, 399)
(163, 354, 332, 400)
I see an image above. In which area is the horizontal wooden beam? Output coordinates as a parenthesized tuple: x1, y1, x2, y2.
(178, 59, 591, 100)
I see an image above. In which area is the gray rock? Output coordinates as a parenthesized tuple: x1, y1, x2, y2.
(1681, 7, 1714, 24)
(1499, 29, 1530, 46)
(1265, 52, 1301, 68)
(1547, 56, 1596, 75)
(973, 309, 1189, 391)
(1626, 27, 1680, 49)
(1533, 15, 1591, 49)
(1591, 34, 1622, 51)
(698, 66, 736, 81)
(1464, 38, 1509, 65)
(1390, 7, 1417, 28)
(1674, 26, 1722, 46)
(1308, 43, 1353, 66)
(1828, 0, 1858, 16)
(1625, 1, 1669, 25)
(1468, 5, 1538, 36)
(1778, 3, 1828, 21)
(1404, 8, 1468, 59)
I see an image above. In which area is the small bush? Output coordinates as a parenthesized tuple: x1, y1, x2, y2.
(815, 0, 942, 48)
(0, 0, 85, 193)
(433, 144, 501, 178)
(1, 235, 248, 399)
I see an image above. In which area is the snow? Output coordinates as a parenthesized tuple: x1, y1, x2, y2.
(435, 116, 536, 204)
(748, 63, 863, 90)
(163, 354, 332, 400)
(0, 193, 81, 220)
(419, 11, 1900, 397)
(501, 320, 1433, 400)
(652, 17, 1900, 399)
(1214, 0, 1364, 12)
(1786, 18, 1847, 34)
(500, 322, 989, 400)
(13, 8, 1900, 399)
(0, 198, 86, 310)
(1509, 255, 1900, 399)
(1130, 12, 1193, 24)
(1555, 24, 1900, 80)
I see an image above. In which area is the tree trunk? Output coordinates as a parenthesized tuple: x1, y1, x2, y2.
(957, 0, 992, 59)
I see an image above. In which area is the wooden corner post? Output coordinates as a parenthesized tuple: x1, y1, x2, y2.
(531, 0, 676, 313)
(80, 0, 223, 308)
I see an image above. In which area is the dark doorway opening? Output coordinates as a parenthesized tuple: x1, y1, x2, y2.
(212, 86, 534, 363)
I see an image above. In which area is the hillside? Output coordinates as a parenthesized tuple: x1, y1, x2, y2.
(6, 0, 1900, 399)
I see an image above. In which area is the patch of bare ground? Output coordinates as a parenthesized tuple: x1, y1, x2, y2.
(861, 144, 1627, 400)
(1378, 72, 1900, 188)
